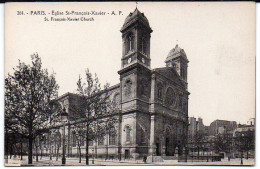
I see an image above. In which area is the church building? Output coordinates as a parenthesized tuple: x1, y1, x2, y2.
(46, 8, 189, 161)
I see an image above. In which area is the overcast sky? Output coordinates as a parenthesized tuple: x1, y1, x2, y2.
(5, 2, 255, 125)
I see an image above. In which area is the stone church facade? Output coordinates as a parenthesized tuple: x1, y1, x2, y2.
(44, 8, 189, 161)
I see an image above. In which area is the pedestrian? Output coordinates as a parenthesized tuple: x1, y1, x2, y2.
(143, 155, 147, 164)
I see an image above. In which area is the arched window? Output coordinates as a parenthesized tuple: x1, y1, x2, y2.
(109, 128, 117, 145)
(141, 37, 146, 54)
(124, 79, 132, 97)
(157, 83, 163, 100)
(140, 128, 145, 143)
(125, 126, 131, 142)
(126, 33, 134, 54)
(140, 80, 148, 96)
(165, 87, 175, 106)
(180, 68, 186, 80)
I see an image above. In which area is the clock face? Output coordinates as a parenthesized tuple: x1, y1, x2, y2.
(142, 58, 145, 63)
(128, 57, 132, 64)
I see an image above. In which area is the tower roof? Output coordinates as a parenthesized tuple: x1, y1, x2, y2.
(121, 8, 152, 33)
(165, 44, 188, 63)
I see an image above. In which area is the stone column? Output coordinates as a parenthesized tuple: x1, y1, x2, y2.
(149, 74, 156, 113)
(117, 78, 123, 161)
(148, 74, 156, 162)
(149, 115, 156, 156)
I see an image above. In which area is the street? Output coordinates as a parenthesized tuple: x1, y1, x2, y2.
(5, 156, 255, 166)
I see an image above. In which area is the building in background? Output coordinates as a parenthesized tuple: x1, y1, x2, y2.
(209, 120, 237, 136)
(188, 117, 206, 141)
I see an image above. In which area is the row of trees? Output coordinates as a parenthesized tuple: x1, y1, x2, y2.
(188, 129, 255, 159)
(5, 53, 118, 165)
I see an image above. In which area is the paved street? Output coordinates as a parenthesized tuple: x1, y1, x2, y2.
(5, 156, 255, 166)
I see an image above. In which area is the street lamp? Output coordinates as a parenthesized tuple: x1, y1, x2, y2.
(240, 133, 244, 165)
(61, 108, 68, 165)
(92, 148, 94, 164)
(207, 148, 209, 162)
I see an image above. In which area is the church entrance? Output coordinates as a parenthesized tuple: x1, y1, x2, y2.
(165, 128, 172, 156)
(156, 143, 160, 156)
(125, 150, 130, 159)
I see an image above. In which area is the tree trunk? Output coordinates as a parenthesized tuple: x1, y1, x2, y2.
(20, 141, 23, 160)
(5, 135, 8, 164)
(197, 147, 200, 161)
(78, 142, 81, 163)
(106, 134, 108, 160)
(86, 135, 89, 165)
(9, 144, 13, 159)
(28, 137, 33, 164)
(41, 148, 43, 160)
(36, 146, 38, 162)
(49, 143, 52, 160)
(56, 146, 59, 161)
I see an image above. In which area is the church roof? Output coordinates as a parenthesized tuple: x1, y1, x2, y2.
(165, 44, 188, 63)
(153, 67, 186, 87)
(121, 8, 152, 32)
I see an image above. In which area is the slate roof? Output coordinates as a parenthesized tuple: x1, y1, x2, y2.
(121, 8, 152, 32)
(165, 44, 188, 63)
(153, 67, 186, 87)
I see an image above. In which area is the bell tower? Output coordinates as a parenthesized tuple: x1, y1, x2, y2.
(120, 8, 153, 70)
(165, 44, 189, 84)
(118, 8, 153, 104)
(117, 9, 153, 160)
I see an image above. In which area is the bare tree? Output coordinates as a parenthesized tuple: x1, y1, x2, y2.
(193, 132, 206, 159)
(4, 53, 59, 164)
(72, 123, 86, 163)
(214, 133, 232, 154)
(76, 69, 118, 165)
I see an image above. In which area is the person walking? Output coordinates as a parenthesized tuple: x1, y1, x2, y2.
(143, 155, 147, 164)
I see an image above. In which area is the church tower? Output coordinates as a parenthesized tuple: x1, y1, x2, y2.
(165, 44, 189, 84)
(118, 8, 153, 104)
(118, 8, 153, 160)
(120, 8, 153, 69)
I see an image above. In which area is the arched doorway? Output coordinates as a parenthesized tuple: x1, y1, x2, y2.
(165, 128, 171, 156)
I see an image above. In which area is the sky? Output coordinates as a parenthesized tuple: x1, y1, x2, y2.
(4, 2, 255, 126)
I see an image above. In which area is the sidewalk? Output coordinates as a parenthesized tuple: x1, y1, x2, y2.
(5, 156, 255, 166)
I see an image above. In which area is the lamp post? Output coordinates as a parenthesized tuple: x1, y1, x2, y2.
(61, 109, 68, 165)
(240, 133, 244, 165)
(207, 148, 209, 162)
(92, 148, 94, 164)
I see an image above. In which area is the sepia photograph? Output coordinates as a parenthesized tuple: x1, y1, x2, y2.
(4, 2, 255, 166)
